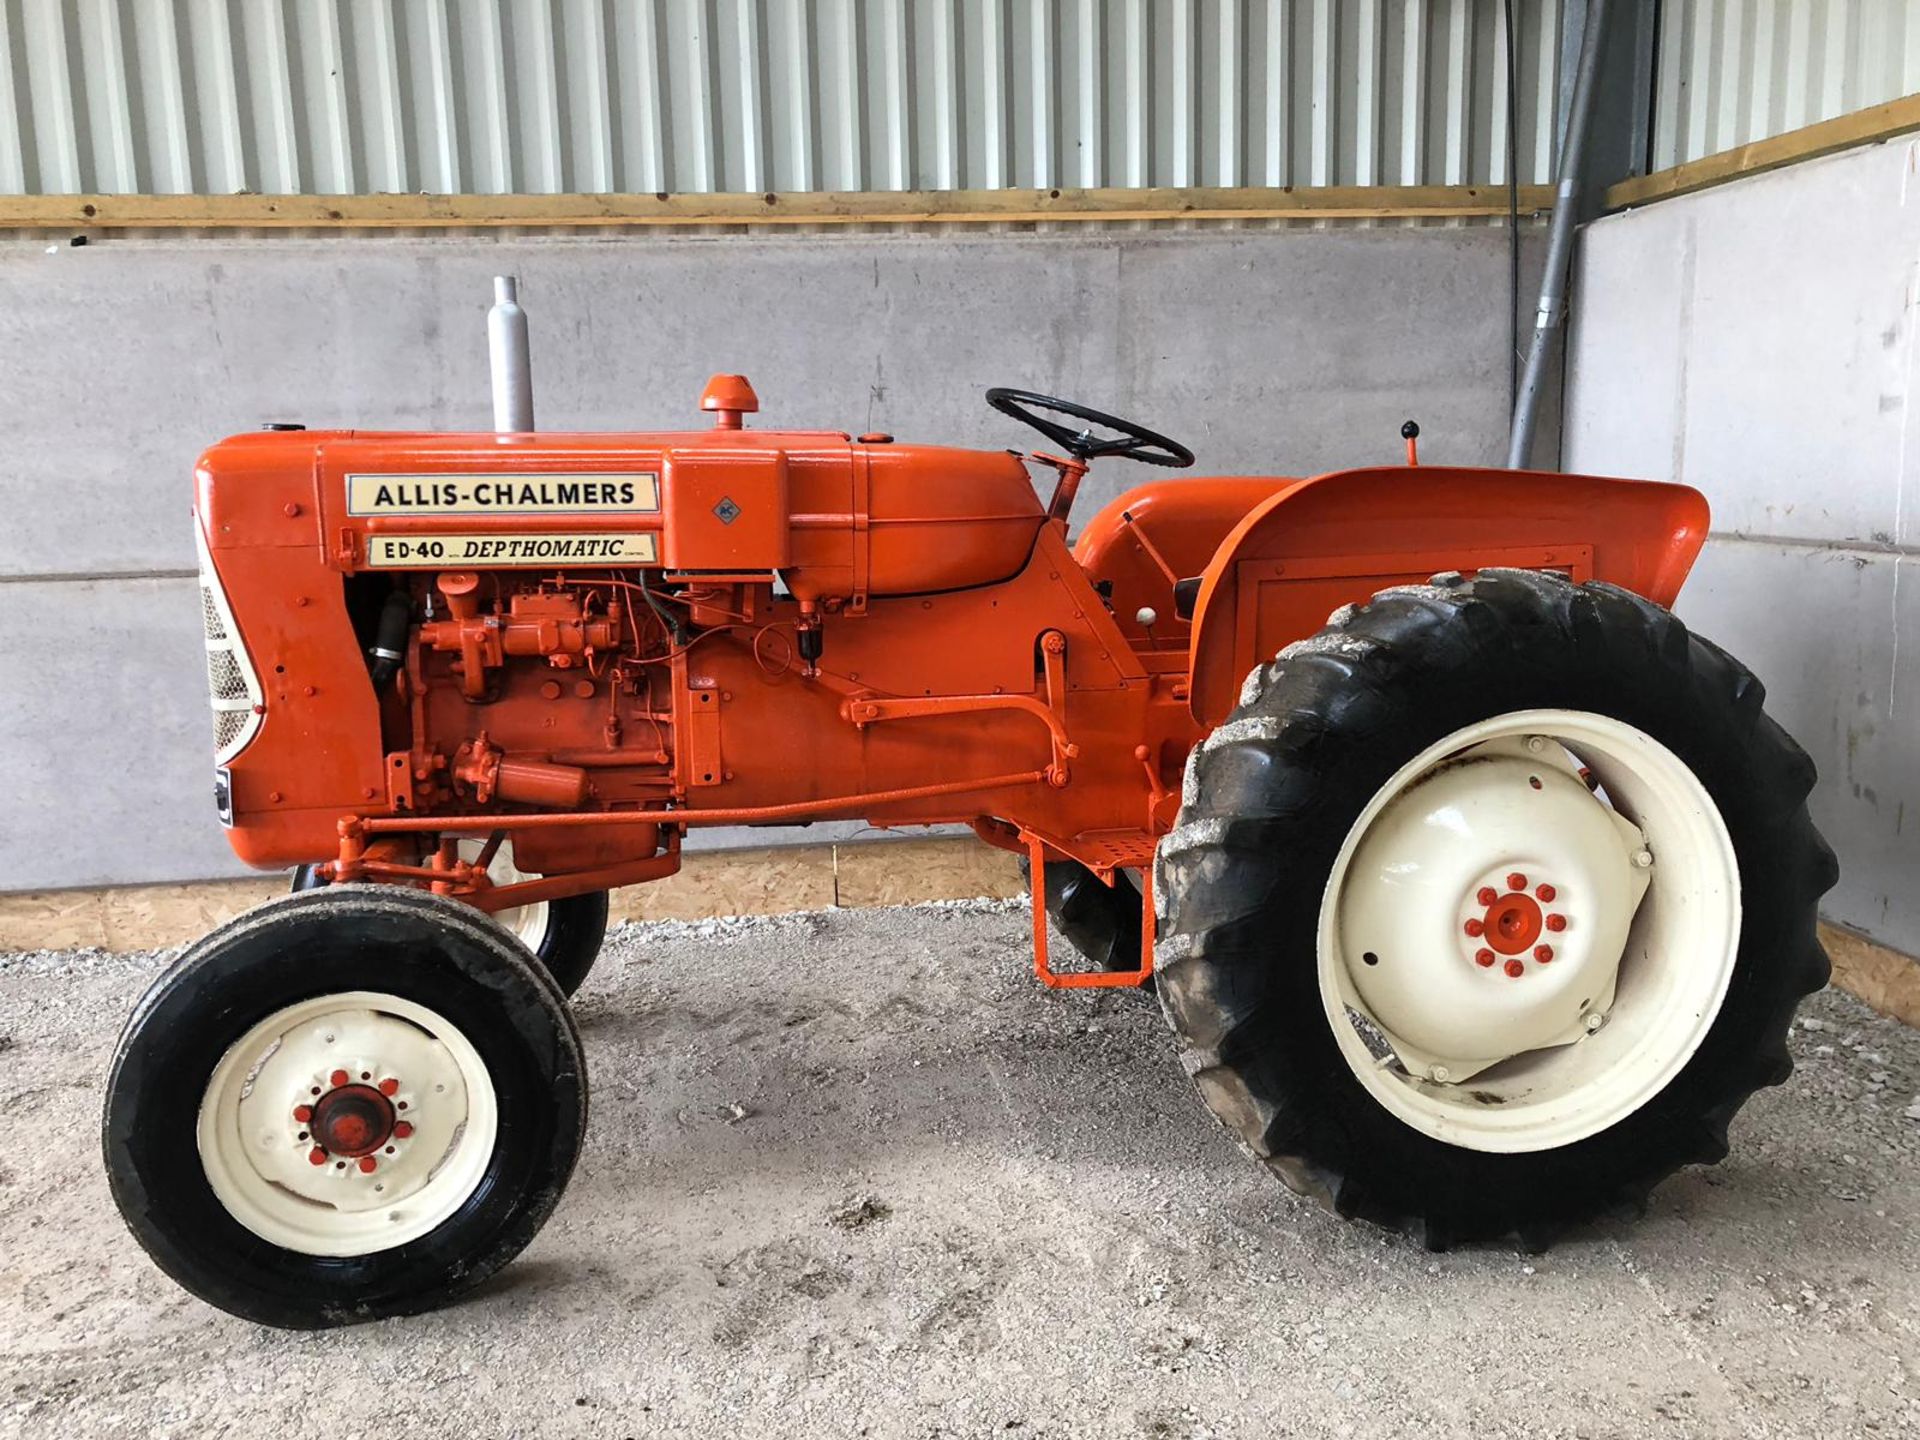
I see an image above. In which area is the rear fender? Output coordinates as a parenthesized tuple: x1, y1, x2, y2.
(1187, 465, 1709, 726)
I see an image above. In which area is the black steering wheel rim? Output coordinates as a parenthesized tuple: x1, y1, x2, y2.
(986, 388, 1196, 468)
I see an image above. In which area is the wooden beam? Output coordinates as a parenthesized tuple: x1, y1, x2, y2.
(1607, 91, 1920, 211)
(0, 183, 1554, 231)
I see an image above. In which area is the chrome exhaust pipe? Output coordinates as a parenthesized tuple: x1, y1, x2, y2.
(488, 275, 535, 433)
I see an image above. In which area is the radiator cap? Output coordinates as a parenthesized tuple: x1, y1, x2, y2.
(700, 374, 759, 430)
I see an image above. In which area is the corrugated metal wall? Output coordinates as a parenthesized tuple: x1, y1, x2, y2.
(0, 0, 1566, 196)
(1652, 0, 1920, 168)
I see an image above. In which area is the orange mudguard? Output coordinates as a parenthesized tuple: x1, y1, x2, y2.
(1185, 465, 1709, 725)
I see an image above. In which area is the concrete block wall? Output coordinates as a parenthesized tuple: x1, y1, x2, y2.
(0, 225, 1538, 892)
(1565, 137, 1920, 958)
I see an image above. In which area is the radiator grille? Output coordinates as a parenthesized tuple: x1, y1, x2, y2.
(196, 522, 262, 762)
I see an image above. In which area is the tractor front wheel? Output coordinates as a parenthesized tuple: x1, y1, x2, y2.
(103, 886, 586, 1327)
(293, 837, 609, 996)
(1155, 569, 1836, 1247)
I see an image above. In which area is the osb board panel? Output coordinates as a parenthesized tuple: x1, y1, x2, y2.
(608, 846, 838, 924)
(0, 839, 1022, 953)
(833, 838, 1024, 908)
(0, 878, 283, 952)
(1822, 922, 1920, 1030)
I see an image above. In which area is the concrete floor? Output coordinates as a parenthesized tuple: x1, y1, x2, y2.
(2, 902, 1918, 1438)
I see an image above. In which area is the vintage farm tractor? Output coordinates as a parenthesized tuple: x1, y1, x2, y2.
(104, 280, 1835, 1328)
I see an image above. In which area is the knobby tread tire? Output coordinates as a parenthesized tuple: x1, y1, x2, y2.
(1154, 569, 1837, 1248)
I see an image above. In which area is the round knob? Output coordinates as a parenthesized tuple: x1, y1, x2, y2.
(1400, 420, 1420, 440)
(1135, 606, 1159, 626)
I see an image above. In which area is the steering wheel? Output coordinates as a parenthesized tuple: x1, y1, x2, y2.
(986, 388, 1195, 468)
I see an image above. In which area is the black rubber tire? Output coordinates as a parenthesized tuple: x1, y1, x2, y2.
(1020, 855, 1146, 978)
(292, 860, 609, 998)
(525, 889, 611, 997)
(1155, 568, 1837, 1249)
(103, 885, 587, 1328)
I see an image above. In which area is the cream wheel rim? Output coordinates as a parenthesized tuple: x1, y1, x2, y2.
(197, 991, 499, 1255)
(458, 839, 551, 954)
(1316, 709, 1741, 1154)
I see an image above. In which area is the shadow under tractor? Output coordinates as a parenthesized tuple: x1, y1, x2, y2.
(103, 283, 1835, 1327)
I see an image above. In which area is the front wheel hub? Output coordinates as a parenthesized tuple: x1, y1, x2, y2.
(1337, 735, 1651, 1079)
(308, 1083, 396, 1159)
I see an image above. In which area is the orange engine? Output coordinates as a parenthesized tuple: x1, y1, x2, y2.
(192, 375, 1166, 883)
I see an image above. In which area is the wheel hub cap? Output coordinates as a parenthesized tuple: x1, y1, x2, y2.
(1463, 870, 1575, 976)
(1479, 885, 1543, 955)
(308, 1082, 396, 1158)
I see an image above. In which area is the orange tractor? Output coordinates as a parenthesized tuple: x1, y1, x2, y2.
(105, 282, 1834, 1327)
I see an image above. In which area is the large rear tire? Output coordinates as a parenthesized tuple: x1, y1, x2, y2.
(103, 886, 587, 1327)
(1155, 569, 1836, 1248)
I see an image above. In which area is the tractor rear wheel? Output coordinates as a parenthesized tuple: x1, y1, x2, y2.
(1155, 569, 1835, 1248)
(293, 837, 609, 996)
(103, 886, 586, 1327)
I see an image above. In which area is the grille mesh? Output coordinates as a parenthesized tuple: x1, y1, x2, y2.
(196, 534, 262, 761)
(212, 708, 250, 751)
(206, 644, 247, 702)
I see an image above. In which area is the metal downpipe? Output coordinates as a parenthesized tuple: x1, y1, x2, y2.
(1507, 0, 1612, 470)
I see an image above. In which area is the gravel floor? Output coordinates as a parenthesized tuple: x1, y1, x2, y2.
(2, 901, 1918, 1439)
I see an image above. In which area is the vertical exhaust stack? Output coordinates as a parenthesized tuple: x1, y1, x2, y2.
(488, 275, 535, 433)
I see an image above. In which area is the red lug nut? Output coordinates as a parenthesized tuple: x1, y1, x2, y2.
(378, 1077, 400, 1097)
(1506, 872, 1528, 892)
(1534, 945, 1554, 962)
(308, 1147, 327, 1166)
(1504, 958, 1525, 978)
(357, 1156, 378, 1174)
(1535, 883, 1556, 902)
(1464, 918, 1485, 937)
(329, 1069, 349, 1088)
(393, 1121, 414, 1139)
(1475, 948, 1496, 967)
(1476, 887, 1498, 906)
(1545, 914, 1567, 932)
(292, 1104, 313, 1123)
